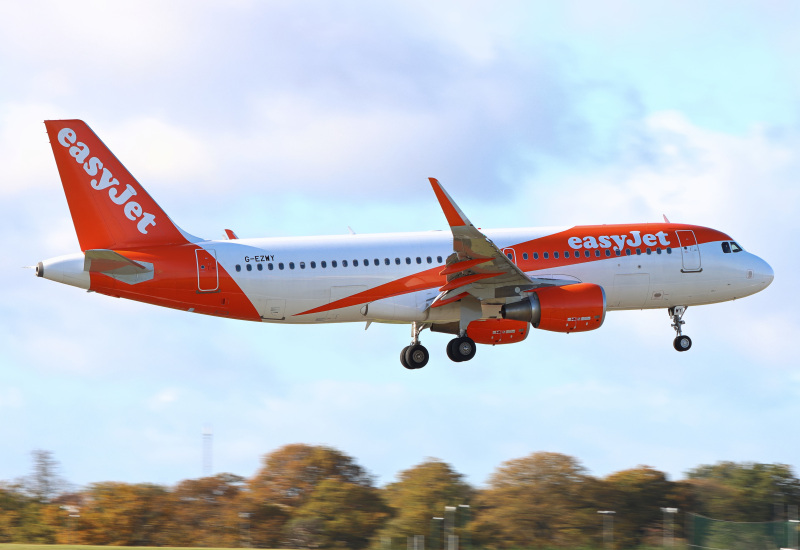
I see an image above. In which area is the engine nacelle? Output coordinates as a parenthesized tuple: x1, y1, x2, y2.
(500, 283, 606, 333)
(466, 319, 529, 345)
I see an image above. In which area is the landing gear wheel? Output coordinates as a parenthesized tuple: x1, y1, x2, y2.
(404, 344, 429, 369)
(447, 336, 476, 362)
(446, 339, 460, 362)
(400, 346, 412, 369)
(673, 335, 692, 352)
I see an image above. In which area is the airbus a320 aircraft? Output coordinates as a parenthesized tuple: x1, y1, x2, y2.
(36, 120, 774, 369)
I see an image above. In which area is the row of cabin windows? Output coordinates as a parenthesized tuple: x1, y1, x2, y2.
(235, 255, 444, 273)
(511, 247, 673, 261)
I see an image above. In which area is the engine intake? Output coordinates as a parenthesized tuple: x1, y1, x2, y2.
(501, 283, 606, 333)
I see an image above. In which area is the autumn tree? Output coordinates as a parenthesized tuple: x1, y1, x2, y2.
(287, 478, 392, 549)
(163, 473, 245, 547)
(249, 444, 374, 508)
(248, 444, 388, 548)
(685, 461, 800, 521)
(377, 458, 472, 544)
(472, 452, 598, 549)
(600, 466, 675, 548)
(76, 482, 173, 545)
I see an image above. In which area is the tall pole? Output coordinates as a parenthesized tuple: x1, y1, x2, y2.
(458, 504, 470, 550)
(445, 506, 456, 550)
(598, 511, 615, 550)
(431, 517, 443, 550)
(661, 508, 677, 548)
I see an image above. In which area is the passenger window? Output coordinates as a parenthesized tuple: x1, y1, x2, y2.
(533, 252, 539, 259)
(384, 258, 390, 265)
(636, 249, 642, 255)
(353, 260, 359, 267)
(332, 260, 337, 268)
(246, 264, 252, 271)
(554, 251, 559, 259)
(595, 250, 600, 257)
(268, 263, 274, 270)
(543, 252, 549, 259)
(300, 262, 306, 269)
(615, 249, 621, 257)
(657, 248, 662, 254)
(523, 252, 529, 260)
(395, 258, 401, 265)
(625, 249, 631, 256)
(405, 257, 411, 264)
(605, 250, 611, 257)
(564, 251, 570, 258)
(310, 261, 316, 269)
(257, 264, 263, 271)
(666, 248, 672, 254)
(731, 241, 742, 253)
(437, 256, 443, 263)
(321, 261, 327, 268)
(235, 264, 241, 272)
(279, 263, 285, 270)
(427, 256, 432, 264)
(343, 260, 348, 267)
(584, 250, 590, 258)
(415, 257, 421, 264)
(506, 253, 513, 260)
(289, 262, 295, 269)
(646, 248, 651, 255)
(375, 259, 380, 266)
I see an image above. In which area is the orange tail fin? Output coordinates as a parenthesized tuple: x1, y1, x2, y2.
(44, 119, 196, 250)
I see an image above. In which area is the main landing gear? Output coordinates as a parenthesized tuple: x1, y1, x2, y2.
(400, 322, 477, 369)
(669, 306, 692, 352)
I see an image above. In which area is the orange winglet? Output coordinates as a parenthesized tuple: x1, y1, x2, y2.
(224, 229, 238, 240)
(430, 292, 469, 309)
(439, 272, 501, 292)
(429, 177, 469, 227)
(439, 257, 492, 275)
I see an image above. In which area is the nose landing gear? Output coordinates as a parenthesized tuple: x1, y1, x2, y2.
(400, 322, 430, 369)
(669, 306, 692, 351)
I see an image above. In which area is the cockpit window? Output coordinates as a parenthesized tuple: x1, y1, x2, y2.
(730, 241, 743, 253)
(721, 242, 731, 254)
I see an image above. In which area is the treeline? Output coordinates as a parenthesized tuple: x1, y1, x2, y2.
(1, 446, 799, 549)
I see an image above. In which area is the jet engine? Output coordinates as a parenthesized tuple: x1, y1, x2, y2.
(500, 282, 606, 333)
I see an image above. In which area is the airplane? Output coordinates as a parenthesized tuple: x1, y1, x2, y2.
(36, 119, 774, 369)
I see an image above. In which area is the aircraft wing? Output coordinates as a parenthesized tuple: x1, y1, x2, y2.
(428, 178, 571, 308)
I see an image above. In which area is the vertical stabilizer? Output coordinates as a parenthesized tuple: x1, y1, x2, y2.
(44, 119, 195, 250)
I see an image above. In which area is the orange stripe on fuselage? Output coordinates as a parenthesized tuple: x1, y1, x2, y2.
(294, 265, 444, 317)
(291, 223, 731, 318)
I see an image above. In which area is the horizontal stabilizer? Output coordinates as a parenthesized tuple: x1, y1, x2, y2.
(84, 249, 151, 276)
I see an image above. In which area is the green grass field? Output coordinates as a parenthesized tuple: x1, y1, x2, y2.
(0, 546, 275, 550)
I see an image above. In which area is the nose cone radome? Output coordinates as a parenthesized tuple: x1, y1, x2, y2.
(754, 255, 774, 289)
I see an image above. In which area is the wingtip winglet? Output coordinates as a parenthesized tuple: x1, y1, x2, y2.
(429, 177, 471, 227)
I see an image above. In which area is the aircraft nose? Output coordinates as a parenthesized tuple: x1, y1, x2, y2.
(754, 256, 774, 287)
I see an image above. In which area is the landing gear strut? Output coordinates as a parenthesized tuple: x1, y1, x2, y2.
(400, 322, 430, 369)
(669, 306, 692, 352)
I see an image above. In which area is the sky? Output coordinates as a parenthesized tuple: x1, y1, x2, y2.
(1, 0, 799, 491)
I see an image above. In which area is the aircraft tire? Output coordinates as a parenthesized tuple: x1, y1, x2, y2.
(673, 335, 692, 352)
(446, 339, 462, 362)
(400, 346, 413, 369)
(451, 337, 477, 362)
(404, 344, 429, 369)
